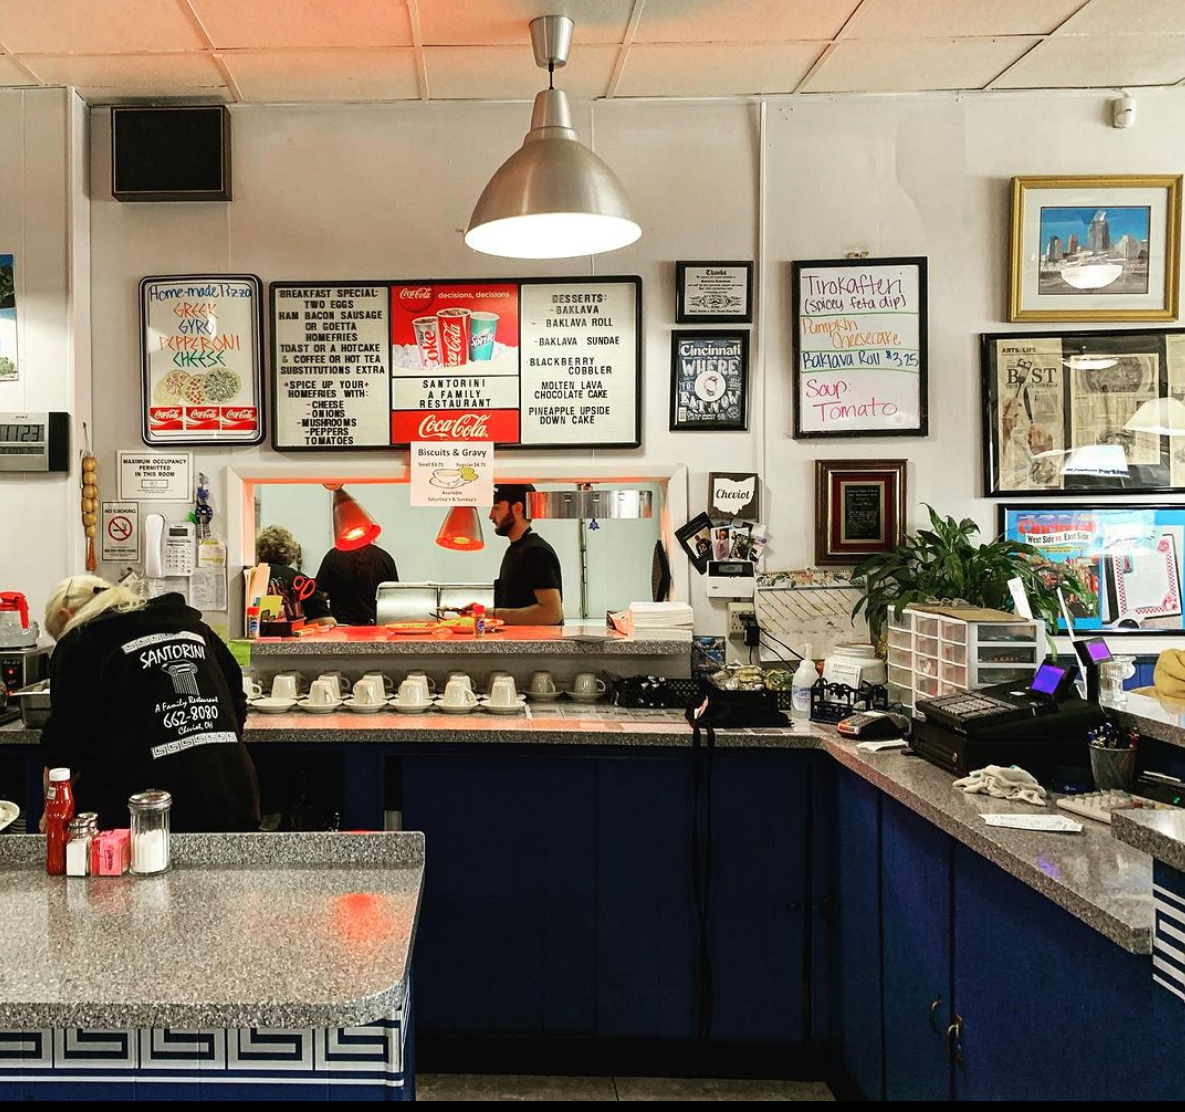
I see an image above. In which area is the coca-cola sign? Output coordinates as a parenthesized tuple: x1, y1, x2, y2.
(148, 406, 184, 430)
(418, 413, 491, 440)
(398, 285, 434, 314)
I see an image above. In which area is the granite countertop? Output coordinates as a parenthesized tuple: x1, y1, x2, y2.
(250, 625, 691, 657)
(1114, 689, 1185, 750)
(0, 831, 424, 1030)
(1112, 808, 1185, 873)
(823, 738, 1154, 954)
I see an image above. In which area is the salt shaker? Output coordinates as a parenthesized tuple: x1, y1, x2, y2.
(128, 789, 172, 875)
(65, 817, 93, 877)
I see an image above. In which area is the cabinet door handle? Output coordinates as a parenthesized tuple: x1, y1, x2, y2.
(946, 1014, 965, 1068)
(928, 994, 943, 1034)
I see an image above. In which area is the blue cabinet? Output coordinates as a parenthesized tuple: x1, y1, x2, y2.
(881, 796, 952, 1101)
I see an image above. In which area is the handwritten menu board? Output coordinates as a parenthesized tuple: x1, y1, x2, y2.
(792, 257, 928, 438)
(271, 277, 641, 451)
(139, 275, 264, 446)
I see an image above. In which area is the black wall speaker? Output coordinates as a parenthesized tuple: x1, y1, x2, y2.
(112, 106, 232, 202)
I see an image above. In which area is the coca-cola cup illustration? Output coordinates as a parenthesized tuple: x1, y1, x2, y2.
(413, 315, 442, 368)
(468, 312, 499, 362)
(436, 307, 472, 368)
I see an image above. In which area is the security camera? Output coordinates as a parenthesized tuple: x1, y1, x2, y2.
(1112, 95, 1136, 129)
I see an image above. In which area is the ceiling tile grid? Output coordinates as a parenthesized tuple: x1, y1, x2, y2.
(0, 0, 1184, 103)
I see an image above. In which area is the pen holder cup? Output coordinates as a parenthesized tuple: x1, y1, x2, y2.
(1089, 743, 1136, 791)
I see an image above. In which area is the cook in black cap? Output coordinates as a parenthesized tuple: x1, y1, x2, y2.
(480, 483, 564, 626)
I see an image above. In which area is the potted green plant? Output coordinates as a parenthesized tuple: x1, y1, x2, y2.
(852, 505, 1095, 651)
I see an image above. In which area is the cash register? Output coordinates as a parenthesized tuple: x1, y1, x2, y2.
(911, 661, 1105, 779)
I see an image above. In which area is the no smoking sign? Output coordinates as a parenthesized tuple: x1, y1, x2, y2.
(100, 501, 140, 563)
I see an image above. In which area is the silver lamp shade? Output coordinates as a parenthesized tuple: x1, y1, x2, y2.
(465, 87, 641, 260)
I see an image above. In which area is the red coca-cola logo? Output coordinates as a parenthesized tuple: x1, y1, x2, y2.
(417, 413, 491, 440)
(223, 407, 255, 421)
(398, 285, 434, 313)
(188, 407, 219, 421)
(150, 407, 182, 421)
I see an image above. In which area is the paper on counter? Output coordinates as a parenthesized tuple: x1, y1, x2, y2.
(856, 738, 910, 753)
(982, 813, 1083, 833)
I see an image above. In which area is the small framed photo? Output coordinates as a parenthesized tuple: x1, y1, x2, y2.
(676, 511, 716, 574)
(676, 261, 753, 324)
(1010, 175, 1182, 322)
(670, 330, 749, 431)
(815, 459, 907, 566)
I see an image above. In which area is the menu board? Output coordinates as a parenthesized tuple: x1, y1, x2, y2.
(271, 277, 641, 451)
(139, 275, 264, 446)
(792, 257, 928, 438)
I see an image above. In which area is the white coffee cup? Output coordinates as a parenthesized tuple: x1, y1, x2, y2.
(399, 676, 431, 707)
(363, 671, 394, 693)
(271, 673, 300, 701)
(572, 672, 607, 696)
(486, 670, 511, 695)
(406, 670, 437, 693)
(529, 671, 556, 695)
(243, 677, 263, 700)
(308, 678, 341, 706)
(489, 675, 519, 708)
(317, 672, 346, 699)
(352, 678, 385, 706)
(442, 678, 478, 708)
(447, 672, 474, 693)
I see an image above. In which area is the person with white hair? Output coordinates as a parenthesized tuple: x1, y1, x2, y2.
(39, 575, 259, 832)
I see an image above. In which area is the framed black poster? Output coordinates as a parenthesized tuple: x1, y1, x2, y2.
(270, 276, 642, 451)
(675, 261, 753, 324)
(983, 328, 1185, 495)
(140, 274, 265, 446)
(792, 257, 928, 439)
(669, 329, 749, 431)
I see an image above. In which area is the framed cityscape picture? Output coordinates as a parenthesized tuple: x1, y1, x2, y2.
(675, 261, 753, 323)
(982, 328, 1185, 495)
(669, 329, 749, 431)
(814, 459, 906, 566)
(1009, 175, 1182, 322)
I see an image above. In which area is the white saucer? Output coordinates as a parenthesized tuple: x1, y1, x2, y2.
(525, 689, 563, 702)
(343, 698, 389, 714)
(389, 697, 432, 714)
(296, 698, 344, 715)
(564, 689, 606, 703)
(250, 696, 298, 714)
(433, 698, 483, 714)
(479, 697, 528, 715)
(0, 800, 20, 833)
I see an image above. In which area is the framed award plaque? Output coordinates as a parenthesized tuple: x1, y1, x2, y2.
(814, 459, 907, 566)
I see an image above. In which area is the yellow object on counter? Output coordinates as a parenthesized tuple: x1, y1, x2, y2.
(1153, 649, 1185, 701)
(260, 594, 284, 620)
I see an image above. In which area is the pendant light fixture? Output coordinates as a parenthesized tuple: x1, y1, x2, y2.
(327, 485, 382, 551)
(436, 505, 486, 551)
(465, 15, 640, 260)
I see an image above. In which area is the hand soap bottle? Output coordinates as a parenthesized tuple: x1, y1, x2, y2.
(792, 645, 816, 719)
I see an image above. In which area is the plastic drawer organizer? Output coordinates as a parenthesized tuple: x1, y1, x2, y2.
(887, 605, 1044, 712)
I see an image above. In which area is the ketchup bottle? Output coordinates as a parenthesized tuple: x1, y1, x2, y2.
(45, 767, 75, 876)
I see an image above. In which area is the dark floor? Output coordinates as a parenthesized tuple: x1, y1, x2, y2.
(417, 1075, 837, 1101)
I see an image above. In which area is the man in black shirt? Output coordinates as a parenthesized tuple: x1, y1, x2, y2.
(486, 483, 564, 626)
(315, 543, 399, 626)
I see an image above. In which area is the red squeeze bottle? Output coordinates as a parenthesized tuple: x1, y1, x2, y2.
(45, 767, 75, 876)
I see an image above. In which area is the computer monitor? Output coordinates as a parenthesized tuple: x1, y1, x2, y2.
(1029, 661, 1078, 701)
(1072, 637, 1112, 668)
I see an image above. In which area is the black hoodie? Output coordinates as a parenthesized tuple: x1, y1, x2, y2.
(40, 594, 259, 832)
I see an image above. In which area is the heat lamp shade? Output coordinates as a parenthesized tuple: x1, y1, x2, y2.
(332, 488, 382, 551)
(465, 89, 640, 260)
(436, 505, 485, 551)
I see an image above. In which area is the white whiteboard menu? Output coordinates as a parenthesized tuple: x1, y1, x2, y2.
(792, 258, 928, 438)
(139, 275, 264, 445)
(271, 277, 642, 451)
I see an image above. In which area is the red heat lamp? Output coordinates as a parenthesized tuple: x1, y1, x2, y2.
(332, 487, 382, 551)
(436, 505, 485, 552)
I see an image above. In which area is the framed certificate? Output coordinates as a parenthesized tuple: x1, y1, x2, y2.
(675, 261, 753, 324)
(815, 459, 907, 566)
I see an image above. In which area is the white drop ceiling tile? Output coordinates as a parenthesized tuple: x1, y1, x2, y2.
(636, 0, 862, 43)
(17, 52, 226, 90)
(425, 45, 617, 99)
(0, 56, 39, 86)
(223, 49, 420, 102)
(0, 0, 206, 54)
(993, 32, 1185, 88)
(617, 42, 826, 97)
(843, 0, 1089, 38)
(188, 0, 413, 49)
(1060, 0, 1185, 35)
(805, 36, 1040, 91)
(417, 0, 635, 45)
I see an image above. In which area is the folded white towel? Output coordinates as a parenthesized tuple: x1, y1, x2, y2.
(952, 764, 1047, 807)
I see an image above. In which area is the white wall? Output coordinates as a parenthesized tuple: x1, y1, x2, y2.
(79, 90, 1185, 640)
(0, 88, 89, 621)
